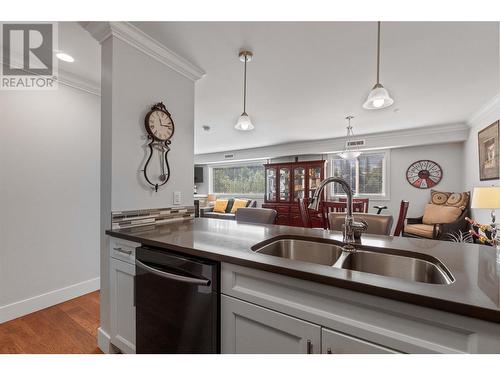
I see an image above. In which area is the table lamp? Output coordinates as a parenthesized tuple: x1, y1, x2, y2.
(471, 186, 500, 225)
(207, 194, 216, 207)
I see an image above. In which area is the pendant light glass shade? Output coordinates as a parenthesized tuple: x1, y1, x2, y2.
(338, 116, 361, 160)
(339, 150, 361, 160)
(235, 112, 254, 131)
(363, 83, 394, 110)
(235, 50, 254, 131)
(363, 22, 394, 110)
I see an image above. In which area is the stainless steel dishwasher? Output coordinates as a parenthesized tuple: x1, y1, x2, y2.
(135, 246, 220, 353)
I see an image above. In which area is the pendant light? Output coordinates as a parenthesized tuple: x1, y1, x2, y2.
(339, 116, 361, 160)
(363, 22, 394, 110)
(235, 50, 255, 131)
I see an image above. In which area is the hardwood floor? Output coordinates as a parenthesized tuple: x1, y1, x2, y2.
(0, 291, 102, 354)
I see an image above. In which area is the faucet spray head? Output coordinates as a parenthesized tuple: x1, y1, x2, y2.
(308, 196, 320, 211)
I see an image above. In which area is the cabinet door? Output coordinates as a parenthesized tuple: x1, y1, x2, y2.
(293, 167, 306, 201)
(221, 295, 320, 354)
(110, 258, 136, 354)
(279, 167, 291, 202)
(266, 167, 277, 201)
(321, 327, 399, 354)
(307, 165, 323, 199)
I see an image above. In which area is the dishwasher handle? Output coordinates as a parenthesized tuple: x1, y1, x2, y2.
(136, 259, 211, 286)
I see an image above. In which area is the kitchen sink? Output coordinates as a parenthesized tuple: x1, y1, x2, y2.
(252, 238, 345, 266)
(252, 237, 454, 285)
(337, 250, 454, 285)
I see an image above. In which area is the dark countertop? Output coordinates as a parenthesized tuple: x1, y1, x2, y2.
(106, 218, 500, 324)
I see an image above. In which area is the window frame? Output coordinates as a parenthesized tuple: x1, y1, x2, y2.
(328, 149, 391, 201)
(208, 161, 266, 198)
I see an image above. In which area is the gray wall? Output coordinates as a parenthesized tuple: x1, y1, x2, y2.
(372, 143, 465, 219)
(110, 37, 194, 211)
(100, 36, 195, 334)
(197, 143, 465, 217)
(0, 84, 100, 321)
(464, 98, 500, 224)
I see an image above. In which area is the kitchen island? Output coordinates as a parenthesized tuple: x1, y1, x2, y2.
(103, 218, 500, 354)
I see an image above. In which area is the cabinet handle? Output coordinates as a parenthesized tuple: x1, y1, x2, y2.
(306, 340, 313, 354)
(113, 247, 132, 255)
(327, 348, 333, 354)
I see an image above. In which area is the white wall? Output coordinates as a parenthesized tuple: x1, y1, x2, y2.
(0, 85, 100, 321)
(464, 97, 500, 223)
(99, 35, 195, 336)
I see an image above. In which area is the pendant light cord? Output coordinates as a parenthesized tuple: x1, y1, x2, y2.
(243, 54, 247, 113)
(376, 21, 381, 85)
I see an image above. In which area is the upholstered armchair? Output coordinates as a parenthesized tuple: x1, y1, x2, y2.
(403, 190, 470, 241)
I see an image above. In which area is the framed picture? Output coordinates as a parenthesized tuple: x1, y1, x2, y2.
(478, 121, 500, 181)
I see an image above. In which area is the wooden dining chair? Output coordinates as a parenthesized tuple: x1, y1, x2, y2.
(339, 197, 369, 213)
(393, 200, 409, 236)
(298, 198, 312, 228)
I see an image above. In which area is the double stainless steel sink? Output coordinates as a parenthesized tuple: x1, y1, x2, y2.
(251, 238, 454, 285)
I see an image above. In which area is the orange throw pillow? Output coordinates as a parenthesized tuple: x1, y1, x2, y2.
(213, 199, 229, 213)
(230, 199, 249, 214)
(422, 204, 462, 225)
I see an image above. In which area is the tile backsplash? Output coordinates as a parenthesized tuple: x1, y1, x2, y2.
(111, 206, 195, 230)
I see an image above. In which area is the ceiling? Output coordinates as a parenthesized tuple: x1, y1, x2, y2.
(58, 22, 100, 86)
(3, 22, 100, 87)
(133, 22, 499, 155)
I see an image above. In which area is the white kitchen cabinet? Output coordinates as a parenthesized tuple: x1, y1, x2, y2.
(221, 294, 321, 354)
(221, 262, 500, 353)
(321, 327, 399, 354)
(110, 257, 136, 354)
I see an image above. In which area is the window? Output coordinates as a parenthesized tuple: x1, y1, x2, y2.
(330, 151, 389, 198)
(211, 164, 265, 195)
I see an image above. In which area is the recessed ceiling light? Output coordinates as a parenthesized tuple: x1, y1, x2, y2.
(56, 52, 74, 63)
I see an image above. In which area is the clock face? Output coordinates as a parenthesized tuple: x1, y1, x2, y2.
(146, 110, 174, 141)
(406, 160, 442, 189)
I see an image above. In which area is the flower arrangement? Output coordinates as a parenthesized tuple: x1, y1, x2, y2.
(465, 217, 496, 246)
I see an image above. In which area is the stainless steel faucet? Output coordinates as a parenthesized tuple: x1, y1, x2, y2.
(308, 177, 367, 250)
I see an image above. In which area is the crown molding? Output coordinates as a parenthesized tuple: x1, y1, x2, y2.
(58, 69, 100, 96)
(467, 92, 500, 126)
(1, 55, 100, 96)
(82, 21, 206, 82)
(194, 122, 469, 163)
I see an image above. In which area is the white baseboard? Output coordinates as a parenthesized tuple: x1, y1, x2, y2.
(97, 327, 111, 354)
(0, 277, 100, 324)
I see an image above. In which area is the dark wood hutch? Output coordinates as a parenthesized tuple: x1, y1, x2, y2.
(262, 160, 326, 227)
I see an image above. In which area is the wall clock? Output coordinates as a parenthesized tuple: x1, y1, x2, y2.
(142, 102, 175, 192)
(406, 160, 442, 189)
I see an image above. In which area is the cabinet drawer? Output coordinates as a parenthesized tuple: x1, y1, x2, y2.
(322, 327, 399, 354)
(275, 214, 289, 226)
(275, 205, 290, 213)
(110, 238, 140, 265)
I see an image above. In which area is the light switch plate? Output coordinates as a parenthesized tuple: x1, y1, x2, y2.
(173, 191, 182, 205)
